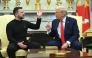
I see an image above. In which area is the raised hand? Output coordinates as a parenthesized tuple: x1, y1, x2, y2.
(37, 9, 44, 18)
(45, 21, 51, 31)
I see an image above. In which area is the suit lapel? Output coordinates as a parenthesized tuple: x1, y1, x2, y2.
(65, 17, 70, 33)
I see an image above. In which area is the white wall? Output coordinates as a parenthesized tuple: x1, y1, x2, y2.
(0, 0, 76, 10)
(0, 0, 77, 31)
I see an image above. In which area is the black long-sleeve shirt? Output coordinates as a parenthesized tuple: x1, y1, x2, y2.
(6, 18, 41, 44)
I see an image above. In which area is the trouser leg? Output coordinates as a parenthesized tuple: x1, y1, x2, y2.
(70, 40, 82, 51)
(26, 42, 41, 49)
(7, 43, 20, 58)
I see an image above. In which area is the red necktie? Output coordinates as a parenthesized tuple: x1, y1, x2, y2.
(60, 20, 65, 44)
(60, 20, 65, 52)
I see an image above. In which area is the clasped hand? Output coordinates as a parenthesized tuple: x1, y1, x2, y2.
(17, 41, 27, 49)
(61, 42, 69, 49)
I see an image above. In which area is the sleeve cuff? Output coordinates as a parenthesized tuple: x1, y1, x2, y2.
(66, 41, 71, 47)
(47, 30, 51, 34)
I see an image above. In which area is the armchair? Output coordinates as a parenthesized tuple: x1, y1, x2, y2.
(67, 15, 82, 41)
(0, 15, 27, 58)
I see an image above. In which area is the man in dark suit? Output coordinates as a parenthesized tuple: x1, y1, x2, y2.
(6, 7, 43, 58)
(46, 6, 82, 50)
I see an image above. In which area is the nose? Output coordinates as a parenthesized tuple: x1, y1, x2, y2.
(23, 13, 25, 15)
(23, 13, 25, 16)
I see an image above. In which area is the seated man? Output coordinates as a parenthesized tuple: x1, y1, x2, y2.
(6, 7, 43, 58)
(45, 6, 82, 51)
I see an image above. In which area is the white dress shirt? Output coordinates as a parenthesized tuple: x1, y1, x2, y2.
(58, 17, 71, 46)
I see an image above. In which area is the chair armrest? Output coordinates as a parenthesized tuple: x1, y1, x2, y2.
(26, 37, 30, 40)
(80, 37, 84, 43)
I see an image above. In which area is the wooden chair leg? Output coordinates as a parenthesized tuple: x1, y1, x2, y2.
(16, 56, 26, 58)
(86, 48, 89, 53)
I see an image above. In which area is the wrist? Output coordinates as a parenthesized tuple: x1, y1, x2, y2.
(37, 16, 41, 19)
(66, 41, 71, 47)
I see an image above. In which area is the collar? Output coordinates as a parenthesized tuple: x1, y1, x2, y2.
(14, 19, 22, 22)
(62, 17, 66, 23)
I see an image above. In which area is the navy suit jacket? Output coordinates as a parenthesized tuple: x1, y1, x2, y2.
(48, 16, 79, 43)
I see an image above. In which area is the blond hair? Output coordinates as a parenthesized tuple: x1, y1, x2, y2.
(56, 6, 67, 16)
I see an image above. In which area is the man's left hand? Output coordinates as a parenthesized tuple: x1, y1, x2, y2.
(37, 9, 44, 18)
(61, 42, 69, 49)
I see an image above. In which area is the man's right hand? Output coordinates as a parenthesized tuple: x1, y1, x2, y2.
(45, 21, 51, 31)
(17, 41, 27, 48)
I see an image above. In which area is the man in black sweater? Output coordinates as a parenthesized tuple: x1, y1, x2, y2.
(6, 7, 43, 58)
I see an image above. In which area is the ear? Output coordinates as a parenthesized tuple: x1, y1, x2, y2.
(61, 14, 64, 17)
(15, 13, 18, 16)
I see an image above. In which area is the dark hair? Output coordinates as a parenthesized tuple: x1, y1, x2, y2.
(13, 7, 22, 15)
